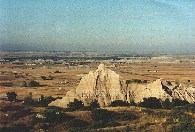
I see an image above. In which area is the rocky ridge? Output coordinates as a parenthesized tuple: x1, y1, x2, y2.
(49, 64, 195, 108)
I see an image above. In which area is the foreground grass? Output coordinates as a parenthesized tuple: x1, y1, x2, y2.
(0, 101, 194, 132)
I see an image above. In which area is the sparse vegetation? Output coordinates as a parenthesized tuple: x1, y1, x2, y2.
(28, 80, 40, 87)
(162, 99, 174, 109)
(40, 75, 53, 80)
(91, 109, 123, 129)
(110, 100, 129, 107)
(172, 99, 189, 106)
(67, 99, 84, 111)
(23, 93, 56, 107)
(31, 107, 73, 125)
(1, 52, 195, 131)
(139, 97, 162, 109)
(23, 92, 34, 106)
(89, 100, 100, 110)
(37, 95, 56, 107)
(91, 109, 114, 122)
(132, 79, 142, 83)
(171, 116, 195, 132)
(115, 112, 139, 121)
(6, 92, 17, 102)
(68, 119, 89, 128)
(18, 81, 28, 87)
(54, 70, 61, 73)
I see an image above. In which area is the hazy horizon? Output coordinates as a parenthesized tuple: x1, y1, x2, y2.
(0, 0, 195, 53)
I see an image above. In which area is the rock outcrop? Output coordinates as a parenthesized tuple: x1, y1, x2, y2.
(49, 64, 195, 108)
(127, 79, 195, 103)
(50, 64, 127, 107)
(127, 79, 172, 103)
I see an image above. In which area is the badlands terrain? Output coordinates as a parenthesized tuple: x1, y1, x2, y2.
(0, 51, 195, 131)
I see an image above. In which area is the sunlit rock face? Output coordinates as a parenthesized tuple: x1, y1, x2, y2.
(127, 79, 172, 103)
(49, 64, 195, 108)
(49, 90, 80, 108)
(49, 64, 127, 107)
(76, 64, 127, 107)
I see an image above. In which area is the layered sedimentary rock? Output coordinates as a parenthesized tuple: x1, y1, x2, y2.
(49, 64, 195, 108)
(127, 79, 172, 103)
(127, 79, 195, 103)
(49, 64, 127, 107)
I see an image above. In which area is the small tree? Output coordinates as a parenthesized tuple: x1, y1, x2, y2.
(38, 95, 55, 107)
(173, 99, 189, 106)
(139, 97, 162, 109)
(89, 100, 100, 110)
(110, 100, 129, 107)
(28, 80, 40, 87)
(18, 81, 27, 87)
(162, 99, 174, 109)
(6, 92, 17, 102)
(67, 99, 84, 111)
(24, 92, 34, 106)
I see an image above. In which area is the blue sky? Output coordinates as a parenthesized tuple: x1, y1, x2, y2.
(0, 0, 195, 53)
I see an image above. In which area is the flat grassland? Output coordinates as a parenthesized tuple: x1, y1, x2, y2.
(0, 56, 195, 131)
(1, 61, 195, 99)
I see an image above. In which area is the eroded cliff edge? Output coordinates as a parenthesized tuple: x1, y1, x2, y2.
(49, 64, 195, 108)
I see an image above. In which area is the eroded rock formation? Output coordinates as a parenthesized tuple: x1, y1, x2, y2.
(49, 64, 195, 108)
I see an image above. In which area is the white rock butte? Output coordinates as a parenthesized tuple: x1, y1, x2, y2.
(49, 64, 195, 108)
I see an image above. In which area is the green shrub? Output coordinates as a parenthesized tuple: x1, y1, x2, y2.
(162, 99, 174, 109)
(162, 99, 191, 109)
(180, 103, 195, 112)
(89, 100, 100, 110)
(110, 100, 129, 107)
(67, 99, 84, 111)
(24, 92, 34, 106)
(129, 101, 137, 106)
(23, 94, 57, 107)
(172, 99, 189, 106)
(41, 109, 65, 123)
(6, 92, 17, 102)
(37, 95, 55, 107)
(18, 81, 27, 87)
(139, 97, 162, 109)
(132, 79, 142, 83)
(28, 80, 40, 87)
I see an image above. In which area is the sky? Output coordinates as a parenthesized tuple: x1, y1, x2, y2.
(0, 0, 195, 53)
